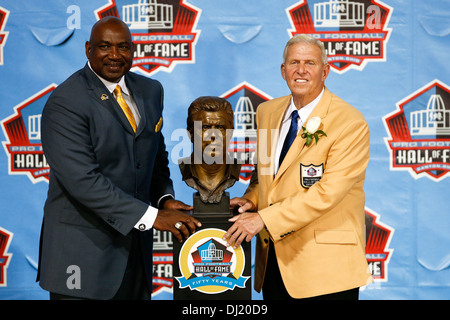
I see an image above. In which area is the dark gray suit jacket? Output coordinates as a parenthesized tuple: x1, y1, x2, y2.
(37, 64, 174, 299)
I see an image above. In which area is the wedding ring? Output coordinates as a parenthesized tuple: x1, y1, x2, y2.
(175, 222, 183, 229)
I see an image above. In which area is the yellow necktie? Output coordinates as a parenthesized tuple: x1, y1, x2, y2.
(114, 85, 137, 132)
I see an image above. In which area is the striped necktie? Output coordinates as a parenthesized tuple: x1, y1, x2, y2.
(279, 110, 299, 167)
(114, 85, 137, 133)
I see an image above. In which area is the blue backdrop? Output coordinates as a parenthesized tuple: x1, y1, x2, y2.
(0, 0, 449, 300)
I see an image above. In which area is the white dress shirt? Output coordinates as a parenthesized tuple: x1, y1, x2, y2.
(274, 88, 324, 174)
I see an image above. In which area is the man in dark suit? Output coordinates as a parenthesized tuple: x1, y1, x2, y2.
(37, 16, 201, 300)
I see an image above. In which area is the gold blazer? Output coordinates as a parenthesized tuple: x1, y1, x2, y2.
(244, 87, 373, 298)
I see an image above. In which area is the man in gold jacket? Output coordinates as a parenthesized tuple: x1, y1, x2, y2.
(223, 34, 373, 299)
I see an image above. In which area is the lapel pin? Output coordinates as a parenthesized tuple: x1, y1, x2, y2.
(101, 93, 109, 101)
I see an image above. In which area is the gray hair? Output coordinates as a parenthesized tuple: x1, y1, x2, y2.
(282, 34, 328, 65)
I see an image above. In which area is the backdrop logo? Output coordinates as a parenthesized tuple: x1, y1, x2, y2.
(383, 80, 450, 181)
(175, 228, 249, 294)
(365, 207, 394, 282)
(0, 226, 13, 287)
(152, 230, 173, 297)
(286, 0, 393, 73)
(1, 85, 56, 183)
(95, 0, 201, 76)
(0, 6, 9, 65)
(221, 82, 272, 183)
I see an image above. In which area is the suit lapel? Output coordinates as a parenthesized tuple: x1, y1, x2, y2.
(259, 96, 289, 188)
(125, 77, 147, 137)
(83, 65, 137, 135)
(106, 89, 137, 135)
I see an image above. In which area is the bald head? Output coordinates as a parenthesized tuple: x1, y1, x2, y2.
(85, 16, 134, 82)
(89, 17, 130, 42)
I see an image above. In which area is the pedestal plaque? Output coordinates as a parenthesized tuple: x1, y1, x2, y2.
(173, 192, 251, 300)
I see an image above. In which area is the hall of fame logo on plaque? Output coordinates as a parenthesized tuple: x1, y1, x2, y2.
(175, 228, 249, 294)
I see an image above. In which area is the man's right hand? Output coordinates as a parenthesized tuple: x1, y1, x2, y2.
(153, 208, 201, 243)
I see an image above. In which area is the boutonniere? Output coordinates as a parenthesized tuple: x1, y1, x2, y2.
(301, 116, 327, 146)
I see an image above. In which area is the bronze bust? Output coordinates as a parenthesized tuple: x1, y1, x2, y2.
(179, 96, 241, 204)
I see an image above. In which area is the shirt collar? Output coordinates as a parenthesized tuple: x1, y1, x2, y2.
(283, 87, 325, 125)
(87, 61, 130, 96)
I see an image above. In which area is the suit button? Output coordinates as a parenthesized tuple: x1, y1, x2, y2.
(136, 162, 142, 169)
